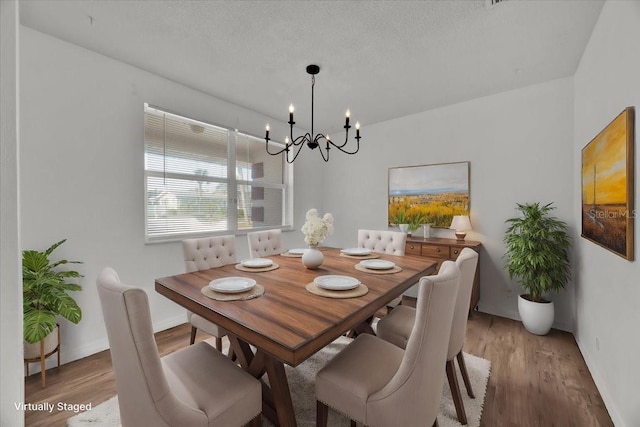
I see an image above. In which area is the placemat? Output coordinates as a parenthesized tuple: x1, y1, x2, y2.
(354, 264, 403, 274)
(235, 263, 280, 272)
(339, 253, 381, 260)
(280, 252, 303, 258)
(201, 284, 265, 301)
(305, 282, 369, 299)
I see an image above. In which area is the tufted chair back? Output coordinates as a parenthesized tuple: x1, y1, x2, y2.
(247, 229, 282, 258)
(357, 229, 407, 256)
(182, 236, 236, 273)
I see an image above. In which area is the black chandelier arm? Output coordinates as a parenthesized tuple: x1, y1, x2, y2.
(286, 141, 307, 164)
(329, 124, 352, 149)
(314, 132, 361, 156)
(265, 137, 289, 156)
(329, 138, 360, 155)
(290, 131, 311, 147)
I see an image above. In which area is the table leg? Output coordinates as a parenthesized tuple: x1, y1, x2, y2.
(264, 355, 297, 427)
(228, 335, 254, 369)
(229, 337, 298, 427)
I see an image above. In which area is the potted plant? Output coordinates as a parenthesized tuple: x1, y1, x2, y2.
(407, 213, 428, 236)
(504, 202, 570, 335)
(23, 239, 83, 357)
(390, 209, 410, 233)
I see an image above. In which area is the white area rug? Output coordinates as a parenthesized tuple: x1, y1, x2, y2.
(68, 337, 490, 427)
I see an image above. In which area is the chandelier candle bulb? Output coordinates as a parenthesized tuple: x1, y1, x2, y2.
(345, 109, 350, 126)
(356, 122, 360, 138)
(289, 104, 294, 123)
(265, 123, 270, 139)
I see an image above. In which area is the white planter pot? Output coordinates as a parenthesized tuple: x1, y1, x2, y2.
(302, 246, 324, 270)
(518, 295, 554, 335)
(398, 224, 409, 233)
(24, 325, 59, 359)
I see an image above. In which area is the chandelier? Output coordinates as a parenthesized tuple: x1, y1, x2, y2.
(265, 64, 361, 163)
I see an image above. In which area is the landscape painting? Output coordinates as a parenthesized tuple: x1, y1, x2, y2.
(581, 107, 635, 260)
(388, 161, 469, 228)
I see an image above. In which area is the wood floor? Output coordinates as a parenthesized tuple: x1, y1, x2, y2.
(24, 312, 612, 427)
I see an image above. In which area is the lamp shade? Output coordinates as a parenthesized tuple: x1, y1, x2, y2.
(450, 215, 472, 231)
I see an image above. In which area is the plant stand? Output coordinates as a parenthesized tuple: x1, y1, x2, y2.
(24, 326, 60, 387)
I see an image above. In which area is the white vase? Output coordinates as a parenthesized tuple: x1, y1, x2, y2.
(423, 224, 431, 238)
(399, 224, 409, 233)
(518, 294, 554, 335)
(302, 246, 324, 269)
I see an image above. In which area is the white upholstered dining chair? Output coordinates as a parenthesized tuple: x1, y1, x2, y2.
(357, 229, 406, 256)
(316, 261, 461, 427)
(357, 229, 407, 310)
(377, 247, 479, 424)
(247, 229, 282, 258)
(97, 267, 261, 427)
(182, 236, 237, 350)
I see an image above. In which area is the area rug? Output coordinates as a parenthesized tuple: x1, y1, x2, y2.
(68, 337, 490, 427)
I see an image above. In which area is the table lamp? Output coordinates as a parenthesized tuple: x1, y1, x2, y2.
(450, 215, 472, 241)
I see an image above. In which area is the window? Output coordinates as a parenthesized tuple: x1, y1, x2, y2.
(144, 104, 292, 242)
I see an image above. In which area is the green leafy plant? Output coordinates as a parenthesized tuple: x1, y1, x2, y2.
(23, 239, 83, 344)
(390, 209, 408, 225)
(408, 213, 428, 232)
(504, 202, 571, 302)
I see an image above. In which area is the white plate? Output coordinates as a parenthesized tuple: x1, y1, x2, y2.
(287, 248, 306, 255)
(340, 248, 371, 256)
(209, 277, 257, 294)
(314, 275, 360, 291)
(360, 259, 396, 270)
(241, 258, 273, 268)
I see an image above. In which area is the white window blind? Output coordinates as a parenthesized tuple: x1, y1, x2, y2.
(144, 104, 291, 242)
(235, 132, 286, 230)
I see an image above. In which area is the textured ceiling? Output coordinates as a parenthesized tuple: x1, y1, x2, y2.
(20, 0, 604, 134)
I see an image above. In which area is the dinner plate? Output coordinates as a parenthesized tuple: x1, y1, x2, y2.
(314, 275, 360, 291)
(359, 259, 396, 270)
(241, 258, 273, 268)
(287, 248, 306, 255)
(340, 248, 371, 256)
(209, 277, 257, 294)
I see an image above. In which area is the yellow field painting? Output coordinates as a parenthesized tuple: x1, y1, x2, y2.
(581, 107, 634, 260)
(388, 162, 469, 228)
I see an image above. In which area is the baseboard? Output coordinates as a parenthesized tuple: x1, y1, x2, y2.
(25, 314, 187, 376)
(575, 337, 624, 427)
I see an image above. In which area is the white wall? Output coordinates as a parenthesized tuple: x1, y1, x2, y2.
(573, 2, 640, 426)
(322, 77, 576, 331)
(19, 27, 321, 371)
(1, 2, 25, 425)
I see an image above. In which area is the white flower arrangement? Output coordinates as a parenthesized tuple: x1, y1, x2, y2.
(301, 208, 334, 246)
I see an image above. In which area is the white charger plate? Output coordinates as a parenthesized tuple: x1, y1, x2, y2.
(241, 258, 273, 268)
(287, 248, 306, 255)
(340, 248, 371, 256)
(359, 259, 396, 270)
(314, 275, 360, 291)
(209, 277, 257, 294)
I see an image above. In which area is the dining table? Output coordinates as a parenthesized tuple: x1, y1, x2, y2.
(155, 246, 437, 427)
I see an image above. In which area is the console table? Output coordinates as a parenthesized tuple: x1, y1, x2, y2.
(403, 237, 481, 310)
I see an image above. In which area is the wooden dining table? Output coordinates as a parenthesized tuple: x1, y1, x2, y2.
(155, 247, 437, 427)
